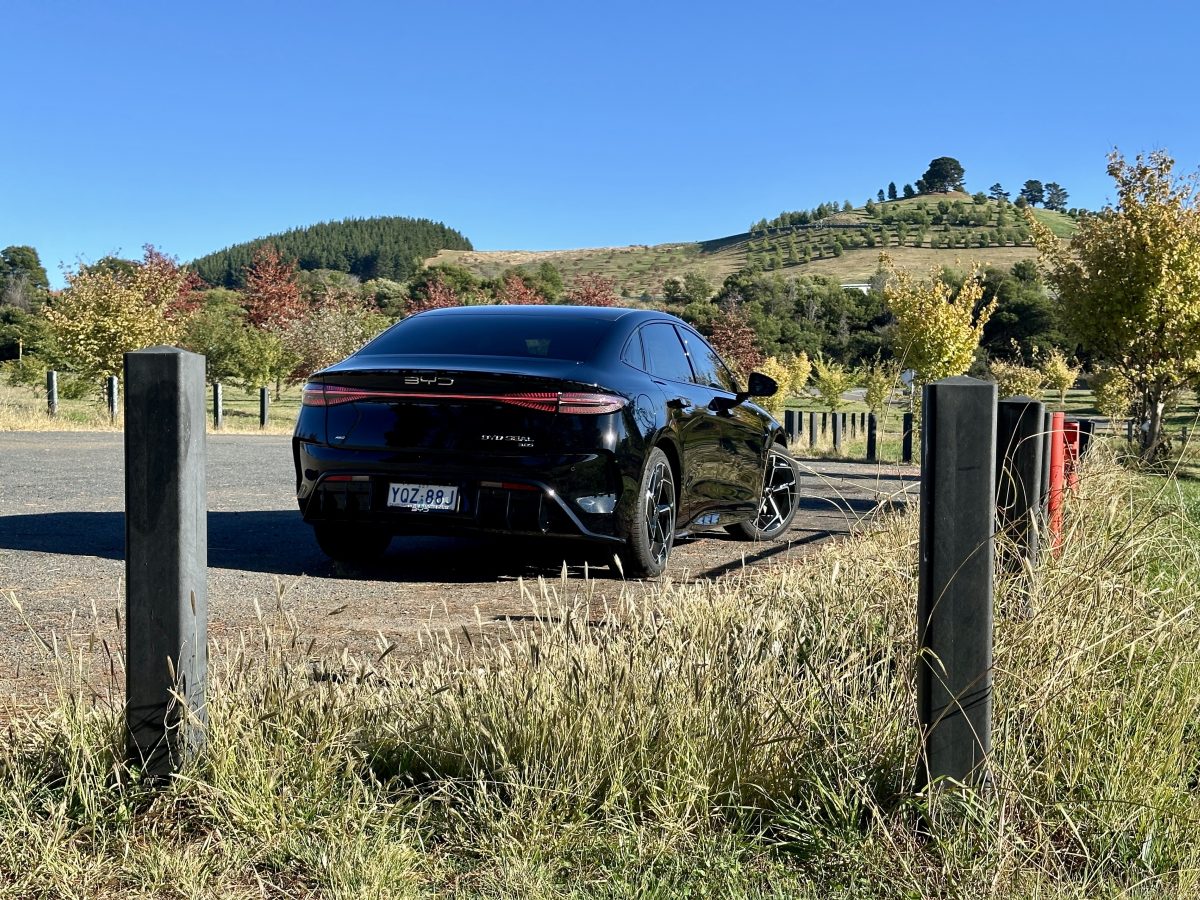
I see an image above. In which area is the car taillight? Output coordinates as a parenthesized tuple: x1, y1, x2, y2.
(496, 392, 627, 414)
(302, 383, 626, 414)
(302, 384, 380, 406)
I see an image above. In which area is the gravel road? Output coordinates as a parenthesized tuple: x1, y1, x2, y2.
(0, 432, 917, 705)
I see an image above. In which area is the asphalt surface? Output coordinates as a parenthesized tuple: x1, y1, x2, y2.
(0, 432, 918, 705)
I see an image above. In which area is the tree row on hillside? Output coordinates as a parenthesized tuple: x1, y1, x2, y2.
(190, 216, 473, 288)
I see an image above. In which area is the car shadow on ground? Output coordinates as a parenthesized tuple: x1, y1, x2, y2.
(0, 511, 617, 584)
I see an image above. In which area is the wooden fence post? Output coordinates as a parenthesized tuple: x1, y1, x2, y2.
(213, 382, 223, 430)
(46, 370, 58, 417)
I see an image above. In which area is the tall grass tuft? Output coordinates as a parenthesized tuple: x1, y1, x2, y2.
(2, 453, 1200, 897)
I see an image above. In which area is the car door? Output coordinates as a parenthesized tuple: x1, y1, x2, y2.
(638, 321, 716, 522)
(677, 326, 769, 515)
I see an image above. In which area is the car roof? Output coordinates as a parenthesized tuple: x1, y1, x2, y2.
(412, 304, 680, 324)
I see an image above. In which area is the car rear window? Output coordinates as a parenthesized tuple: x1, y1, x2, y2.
(359, 314, 616, 361)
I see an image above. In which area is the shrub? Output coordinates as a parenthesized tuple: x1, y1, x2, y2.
(1092, 367, 1134, 419)
(989, 358, 1045, 398)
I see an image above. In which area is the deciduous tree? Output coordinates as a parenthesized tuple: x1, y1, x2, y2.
(565, 273, 619, 307)
(243, 245, 304, 328)
(44, 245, 191, 381)
(811, 355, 855, 412)
(880, 253, 995, 390)
(1029, 150, 1200, 453)
(1039, 347, 1080, 407)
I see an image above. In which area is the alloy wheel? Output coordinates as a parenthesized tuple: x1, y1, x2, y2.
(753, 451, 799, 534)
(644, 460, 676, 566)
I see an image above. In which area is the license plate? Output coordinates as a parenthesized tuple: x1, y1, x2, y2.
(387, 483, 459, 511)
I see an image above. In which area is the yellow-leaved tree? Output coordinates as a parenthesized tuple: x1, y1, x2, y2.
(1039, 347, 1081, 408)
(1028, 150, 1200, 454)
(811, 355, 856, 412)
(44, 247, 192, 381)
(858, 354, 899, 414)
(880, 253, 995, 402)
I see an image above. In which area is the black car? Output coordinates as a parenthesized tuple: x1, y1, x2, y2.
(293, 305, 800, 576)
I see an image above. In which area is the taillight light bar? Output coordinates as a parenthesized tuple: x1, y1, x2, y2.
(302, 383, 626, 415)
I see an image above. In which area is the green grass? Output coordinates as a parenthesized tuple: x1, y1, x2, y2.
(4, 455, 1200, 896)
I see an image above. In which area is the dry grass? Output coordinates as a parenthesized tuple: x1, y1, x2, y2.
(2, 454, 1198, 897)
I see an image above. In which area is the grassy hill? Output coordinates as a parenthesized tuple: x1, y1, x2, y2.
(432, 193, 1077, 297)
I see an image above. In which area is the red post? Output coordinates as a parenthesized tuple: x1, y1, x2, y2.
(1048, 411, 1066, 551)
(1063, 420, 1081, 491)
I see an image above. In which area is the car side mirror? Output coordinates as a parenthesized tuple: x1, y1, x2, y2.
(746, 372, 778, 398)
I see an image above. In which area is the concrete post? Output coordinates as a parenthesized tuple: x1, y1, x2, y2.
(213, 382, 223, 430)
(259, 387, 269, 429)
(124, 347, 207, 780)
(808, 412, 817, 450)
(918, 376, 996, 788)
(46, 370, 58, 417)
(996, 396, 1045, 572)
(832, 411, 842, 453)
(867, 412, 878, 462)
(106, 375, 119, 423)
(902, 412, 914, 463)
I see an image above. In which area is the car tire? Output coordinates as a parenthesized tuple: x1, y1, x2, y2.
(313, 523, 392, 564)
(727, 447, 800, 541)
(618, 447, 677, 578)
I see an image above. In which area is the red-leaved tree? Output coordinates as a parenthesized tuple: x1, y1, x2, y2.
(498, 274, 546, 305)
(708, 299, 764, 377)
(565, 273, 620, 307)
(407, 275, 462, 316)
(243, 245, 304, 329)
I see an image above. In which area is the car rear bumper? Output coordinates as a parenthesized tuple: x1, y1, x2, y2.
(294, 440, 627, 544)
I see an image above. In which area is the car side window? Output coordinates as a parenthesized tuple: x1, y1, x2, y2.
(640, 323, 696, 383)
(621, 329, 645, 369)
(681, 328, 739, 393)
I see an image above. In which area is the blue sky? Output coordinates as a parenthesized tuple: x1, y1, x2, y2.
(4, 0, 1198, 287)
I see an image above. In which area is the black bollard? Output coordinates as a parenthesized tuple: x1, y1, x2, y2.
(259, 387, 269, 429)
(902, 412, 914, 463)
(808, 412, 817, 449)
(832, 412, 842, 453)
(918, 376, 996, 788)
(106, 375, 119, 423)
(124, 347, 208, 780)
(213, 382, 223, 430)
(996, 396, 1046, 572)
(867, 412, 878, 462)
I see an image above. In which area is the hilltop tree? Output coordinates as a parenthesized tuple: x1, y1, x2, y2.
(880, 253, 996, 389)
(1044, 182, 1069, 212)
(915, 177, 929, 194)
(989, 183, 1010, 202)
(1020, 180, 1045, 207)
(877, 189, 886, 203)
(888, 182, 898, 201)
(243, 245, 304, 329)
(902, 183, 916, 199)
(920, 157, 966, 193)
(1028, 149, 1200, 454)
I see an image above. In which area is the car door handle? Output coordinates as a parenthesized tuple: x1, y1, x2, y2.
(667, 397, 692, 411)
